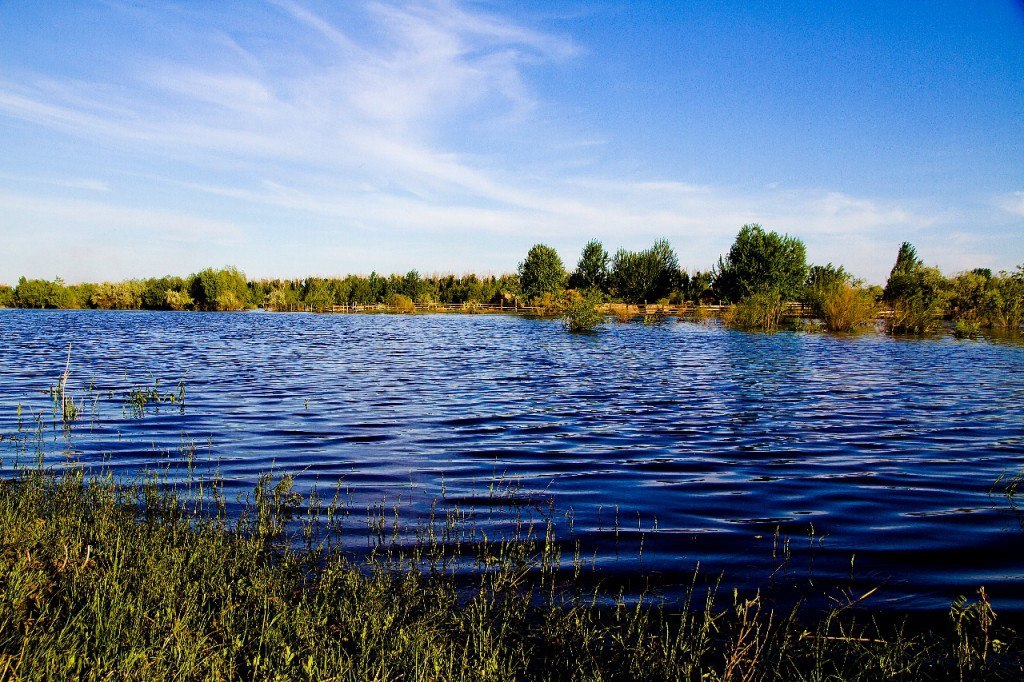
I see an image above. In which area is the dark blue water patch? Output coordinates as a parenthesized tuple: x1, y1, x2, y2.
(1, 309, 1024, 612)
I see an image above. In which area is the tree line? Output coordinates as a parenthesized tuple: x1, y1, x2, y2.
(0, 267, 518, 313)
(2, 224, 1021, 332)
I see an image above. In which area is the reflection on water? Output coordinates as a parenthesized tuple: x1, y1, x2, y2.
(1, 309, 1023, 611)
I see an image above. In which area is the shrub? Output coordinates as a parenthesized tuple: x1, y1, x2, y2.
(0, 284, 14, 308)
(562, 291, 603, 332)
(723, 291, 785, 331)
(817, 283, 878, 332)
(886, 267, 948, 334)
(386, 293, 416, 313)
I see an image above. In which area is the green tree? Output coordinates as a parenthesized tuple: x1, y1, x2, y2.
(518, 244, 566, 302)
(302, 279, 334, 312)
(91, 281, 145, 310)
(883, 242, 924, 302)
(714, 224, 808, 303)
(141, 276, 188, 310)
(568, 239, 610, 293)
(880, 243, 948, 333)
(190, 267, 249, 311)
(164, 289, 193, 311)
(609, 239, 681, 303)
(0, 285, 14, 308)
(14, 277, 75, 309)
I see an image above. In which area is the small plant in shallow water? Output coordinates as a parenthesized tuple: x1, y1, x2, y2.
(952, 319, 982, 339)
(124, 377, 187, 418)
(561, 291, 603, 332)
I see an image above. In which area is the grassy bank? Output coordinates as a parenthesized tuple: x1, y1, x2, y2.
(1, 465, 1021, 680)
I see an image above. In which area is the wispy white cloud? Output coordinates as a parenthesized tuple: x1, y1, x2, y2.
(0, 1, 1014, 285)
(0, 191, 243, 244)
(998, 191, 1024, 217)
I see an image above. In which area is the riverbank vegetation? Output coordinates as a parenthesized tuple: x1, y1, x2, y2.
(1, 461, 1022, 680)
(3, 227, 1022, 334)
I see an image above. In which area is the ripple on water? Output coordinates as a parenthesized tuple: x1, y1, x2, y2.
(1, 309, 1023, 611)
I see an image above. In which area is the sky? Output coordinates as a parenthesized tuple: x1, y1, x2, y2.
(0, 0, 1022, 285)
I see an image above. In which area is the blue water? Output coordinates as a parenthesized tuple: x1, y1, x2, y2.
(2, 309, 1023, 612)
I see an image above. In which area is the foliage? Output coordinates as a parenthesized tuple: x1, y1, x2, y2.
(561, 290, 603, 332)
(722, 290, 786, 331)
(882, 244, 948, 333)
(818, 284, 879, 332)
(302, 278, 334, 312)
(164, 288, 194, 311)
(90, 280, 145, 310)
(386, 293, 416, 313)
(190, 266, 249, 311)
(609, 239, 681, 303)
(2, 465, 1019, 680)
(883, 242, 923, 301)
(141, 276, 189, 310)
(681, 270, 715, 304)
(803, 264, 878, 332)
(0, 284, 14, 308)
(568, 239, 610, 293)
(714, 224, 808, 303)
(987, 266, 1024, 330)
(13, 277, 79, 309)
(518, 244, 566, 302)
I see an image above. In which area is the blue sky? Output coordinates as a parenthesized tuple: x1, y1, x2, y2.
(0, 0, 1021, 284)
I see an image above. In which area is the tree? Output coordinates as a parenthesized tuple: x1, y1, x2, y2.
(568, 239, 609, 293)
(714, 224, 807, 303)
(609, 239, 681, 303)
(518, 244, 566, 302)
(880, 242, 947, 333)
(14, 277, 75, 309)
(883, 242, 924, 302)
(190, 267, 249, 311)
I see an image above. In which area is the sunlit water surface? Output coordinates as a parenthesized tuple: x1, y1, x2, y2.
(1, 310, 1023, 612)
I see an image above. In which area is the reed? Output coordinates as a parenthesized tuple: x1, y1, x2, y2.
(0, 461, 1021, 680)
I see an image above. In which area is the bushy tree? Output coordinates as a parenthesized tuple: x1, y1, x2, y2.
(14, 277, 76, 309)
(141, 276, 188, 310)
(0, 285, 14, 308)
(518, 244, 566, 302)
(881, 243, 948, 333)
(714, 225, 807, 303)
(682, 270, 715, 304)
(190, 267, 249, 311)
(91, 281, 145, 310)
(883, 242, 924, 302)
(301, 279, 334, 312)
(609, 239, 681, 303)
(568, 239, 609, 293)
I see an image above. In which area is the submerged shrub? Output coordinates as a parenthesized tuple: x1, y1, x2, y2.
(723, 290, 785, 331)
(386, 293, 416, 313)
(952, 319, 982, 339)
(818, 283, 878, 332)
(883, 244, 948, 334)
(562, 291, 603, 332)
(988, 266, 1024, 330)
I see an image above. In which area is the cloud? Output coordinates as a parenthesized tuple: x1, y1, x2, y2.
(0, 1, 1014, 285)
(0, 190, 243, 244)
(998, 191, 1024, 217)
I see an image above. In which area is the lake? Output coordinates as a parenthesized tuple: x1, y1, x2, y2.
(1, 309, 1023, 612)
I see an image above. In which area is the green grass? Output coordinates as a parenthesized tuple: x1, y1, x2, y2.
(0, 461, 1021, 680)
